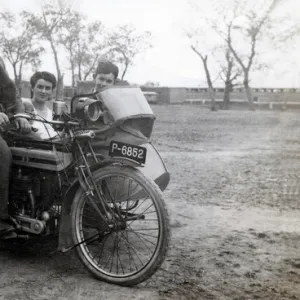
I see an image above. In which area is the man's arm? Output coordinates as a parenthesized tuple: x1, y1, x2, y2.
(3, 81, 25, 116)
(0, 63, 25, 117)
(0, 60, 30, 133)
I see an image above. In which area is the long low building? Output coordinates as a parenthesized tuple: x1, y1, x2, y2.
(18, 80, 300, 105)
(140, 86, 300, 104)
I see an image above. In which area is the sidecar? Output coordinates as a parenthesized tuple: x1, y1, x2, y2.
(73, 86, 170, 192)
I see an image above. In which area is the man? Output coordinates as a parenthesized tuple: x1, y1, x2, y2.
(93, 60, 129, 92)
(93, 61, 119, 91)
(0, 58, 31, 234)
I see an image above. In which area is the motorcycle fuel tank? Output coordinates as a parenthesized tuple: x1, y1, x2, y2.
(10, 147, 72, 172)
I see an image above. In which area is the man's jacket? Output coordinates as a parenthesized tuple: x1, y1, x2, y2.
(0, 62, 25, 117)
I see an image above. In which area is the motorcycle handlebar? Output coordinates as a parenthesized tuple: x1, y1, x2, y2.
(11, 114, 80, 127)
(7, 114, 38, 132)
(4, 114, 80, 134)
(1, 122, 38, 133)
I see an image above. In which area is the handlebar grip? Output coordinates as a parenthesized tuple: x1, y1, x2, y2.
(9, 113, 32, 121)
(1, 123, 38, 133)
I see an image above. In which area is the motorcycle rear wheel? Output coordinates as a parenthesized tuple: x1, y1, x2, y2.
(71, 165, 170, 286)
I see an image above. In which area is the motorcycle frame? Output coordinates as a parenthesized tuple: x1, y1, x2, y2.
(6, 117, 142, 249)
(57, 135, 142, 252)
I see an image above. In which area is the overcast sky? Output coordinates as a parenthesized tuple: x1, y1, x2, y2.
(0, 0, 299, 88)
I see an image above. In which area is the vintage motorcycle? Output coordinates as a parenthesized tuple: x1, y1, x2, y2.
(0, 86, 170, 286)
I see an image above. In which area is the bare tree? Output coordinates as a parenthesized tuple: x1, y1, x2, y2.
(186, 27, 220, 111)
(219, 48, 241, 109)
(0, 12, 44, 91)
(58, 11, 82, 87)
(107, 25, 152, 80)
(191, 47, 217, 111)
(81, 22, 115, 81)
(186, 0, 288, 109)
(59, 12, 115, 84)
(211, 25, 242, 109)
(185, 1, 242, 110)
(225, 0, 283, 104)
(267, 7, 300, 57)
(214, 22, 242, 109)
(24, 0, 72, 99)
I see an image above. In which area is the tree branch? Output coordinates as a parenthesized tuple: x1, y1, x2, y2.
(191, 45, 205, 61)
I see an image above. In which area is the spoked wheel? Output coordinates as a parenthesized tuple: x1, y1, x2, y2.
(71, 165, 170, 286)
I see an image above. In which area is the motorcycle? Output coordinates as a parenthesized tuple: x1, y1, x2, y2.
(1, 86, 170, 286)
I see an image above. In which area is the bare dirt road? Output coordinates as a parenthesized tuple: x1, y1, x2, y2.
(1, 105, 300, 300)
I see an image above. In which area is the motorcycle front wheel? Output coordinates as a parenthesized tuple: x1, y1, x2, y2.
(71, 165, 170, 286)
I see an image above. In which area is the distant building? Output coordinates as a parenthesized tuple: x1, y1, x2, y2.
(18, 80, 300, 105)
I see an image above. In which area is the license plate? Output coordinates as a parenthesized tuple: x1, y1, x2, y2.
(109, 141, 147, 164)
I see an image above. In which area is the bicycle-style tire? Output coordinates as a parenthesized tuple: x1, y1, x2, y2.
(71, 165, 170, 286)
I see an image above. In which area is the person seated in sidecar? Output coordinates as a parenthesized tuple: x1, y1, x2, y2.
(88, 61, 124, 141)
(22, 71, 59, 140)
(0, 57, 31, 233)
(80, 61, 127, 126)
(93, 60, 129, 92)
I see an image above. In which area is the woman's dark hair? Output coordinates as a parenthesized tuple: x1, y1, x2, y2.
(30, 71, 57, 90)
(94, 61, 119, 79)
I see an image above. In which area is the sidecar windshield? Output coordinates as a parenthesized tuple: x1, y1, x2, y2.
(95, 86, 155, 125)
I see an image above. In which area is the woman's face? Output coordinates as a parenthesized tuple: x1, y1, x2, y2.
(32, 79, 53, 103)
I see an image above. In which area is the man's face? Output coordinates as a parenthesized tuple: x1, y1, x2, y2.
(94, 73, 115, 91)
(32, 79, 53, 103)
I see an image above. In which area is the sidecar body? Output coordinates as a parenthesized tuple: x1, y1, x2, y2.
(83, 86, 170, 192)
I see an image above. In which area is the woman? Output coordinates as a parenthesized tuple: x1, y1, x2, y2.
(23, 71, 58, 140)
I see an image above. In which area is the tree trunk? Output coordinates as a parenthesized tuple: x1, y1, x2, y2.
(244, 84, 253, 102)
(84, 55, 99, 81)
(12, 64, 18, 87)
(78, 61, 82, 81)
(48, 36, 63, 100)
(202, 57, 217, 111)
(56, 75, 64, 100)
(243, 79, 252, 101)
(69, 47, 75, 87)
(223, 83, 231, 109)
(208, 87, 217, 111)
(243, 75, 254, 110)
(121, 63, 129, 80)
(12, 63, 22, 95)
(83, 72, 89, 81)
(221, 49, 235, 110)
(190, 47, 217, 111)
(56, 75, 63, 100)
(18, 60, 24, 93)
(71, 61, 75, 87)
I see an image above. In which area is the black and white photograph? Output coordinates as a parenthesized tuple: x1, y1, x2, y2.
(0, 0, 300, 299)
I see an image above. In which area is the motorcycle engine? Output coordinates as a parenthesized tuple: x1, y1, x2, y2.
(9, 166, 60, 218)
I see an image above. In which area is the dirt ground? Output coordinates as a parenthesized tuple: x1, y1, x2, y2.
(2, 105, 300, 300)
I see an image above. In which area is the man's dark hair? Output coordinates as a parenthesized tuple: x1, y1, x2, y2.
(30, 71, 57, 90)
(94, 61, 119, 79)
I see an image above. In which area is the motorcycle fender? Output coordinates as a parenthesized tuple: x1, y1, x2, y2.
(57, 157, 140, 252)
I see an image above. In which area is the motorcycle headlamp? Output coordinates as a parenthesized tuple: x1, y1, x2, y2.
(75, 98, 102, 122)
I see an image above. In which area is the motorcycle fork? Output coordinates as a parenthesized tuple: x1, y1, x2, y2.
(74, 140, 114, 226)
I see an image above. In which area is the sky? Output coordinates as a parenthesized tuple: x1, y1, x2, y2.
(0, 0, 299, 88)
